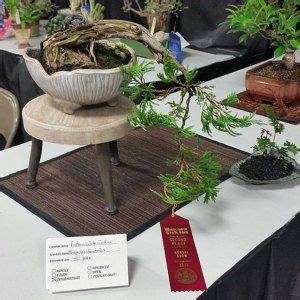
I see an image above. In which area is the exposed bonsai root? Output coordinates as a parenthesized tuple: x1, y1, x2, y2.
(27, 41, 132, 74)
(283, 51, 295, 70)
(42, 20, 186, 76)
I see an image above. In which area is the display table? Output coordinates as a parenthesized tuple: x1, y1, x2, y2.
(0, 54, 299, 299)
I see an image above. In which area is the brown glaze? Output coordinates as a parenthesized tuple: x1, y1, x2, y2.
(246, 61, 300, 108)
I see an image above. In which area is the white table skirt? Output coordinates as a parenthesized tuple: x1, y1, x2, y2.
(0, 52, 299, 300)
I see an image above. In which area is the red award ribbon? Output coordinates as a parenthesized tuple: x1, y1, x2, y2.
(160, 214, 207, 292)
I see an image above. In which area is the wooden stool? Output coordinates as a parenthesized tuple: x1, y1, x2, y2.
(22, 94, 133, 215)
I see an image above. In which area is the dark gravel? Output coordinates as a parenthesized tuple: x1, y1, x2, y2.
(26, 48, 66, 75)
(254, 63, 299, 81)
(239, 155, 294, 180)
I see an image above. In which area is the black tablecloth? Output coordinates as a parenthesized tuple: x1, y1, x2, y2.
(0, 50, 43, 145)
(198, 213, 300, 300)
(53, 0, 271, 57)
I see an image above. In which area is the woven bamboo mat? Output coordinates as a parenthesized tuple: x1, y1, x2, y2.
(0, 128, 247, 239)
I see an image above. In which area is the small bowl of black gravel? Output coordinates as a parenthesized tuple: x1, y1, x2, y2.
(229, 154, 300, 185)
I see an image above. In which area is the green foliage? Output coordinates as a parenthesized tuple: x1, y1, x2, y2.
(145, 0, 181, 13)
(81, 0, 105, 23)
(261, 104, 284, 134)
(122, 54, 257, 206)
(153, 151, 221, 205)
(4, 0, 53, 28)
(44, 14, 68, 35)
(224, 0, 300, 58)
(253, 105, 300, 160)
(201, 92, 256, 136)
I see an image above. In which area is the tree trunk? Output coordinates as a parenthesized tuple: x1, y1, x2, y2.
(283, 51, 295, 70)
(147, 12, 170, 33)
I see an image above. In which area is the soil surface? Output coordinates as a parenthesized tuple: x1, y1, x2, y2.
(253, 62, 299, 81)
(239, 155, 294, 180)
(27, 45, 131, 75)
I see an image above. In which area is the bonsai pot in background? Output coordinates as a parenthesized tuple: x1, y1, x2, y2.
(12, 23, 31, 49)
(30, 20, 40, 37)
(245, 61, 300, 110)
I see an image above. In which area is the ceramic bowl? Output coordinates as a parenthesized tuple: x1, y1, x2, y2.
(23, 43, 136, 113)
(229, 155, 300, 185)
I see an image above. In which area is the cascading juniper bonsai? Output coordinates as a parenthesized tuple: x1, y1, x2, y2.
(36, 20, 258, 206)
(121, 56, 257, 206)
(224, 0, 300, 70)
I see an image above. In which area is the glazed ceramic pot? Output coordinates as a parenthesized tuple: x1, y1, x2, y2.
(245, 61, 300, 107)
(23, 43, 136, 114)
(13, 24, 31, 49)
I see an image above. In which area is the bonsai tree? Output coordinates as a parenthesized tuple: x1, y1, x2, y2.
(238, 105, 299, 181)
(224, 0, 300, 70)
(44, 14, 68, 34)
(122, 0, 182, 33)
(35, 20, 258, 206)
(81, 0, 104, 23)
(70, 0, 81, 12)
(121, 55, 258, 206)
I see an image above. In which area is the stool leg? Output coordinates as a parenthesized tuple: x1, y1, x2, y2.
(95, 143, 117, 215)
(109, 140, 120, 166)
(26, 138, 43, 189)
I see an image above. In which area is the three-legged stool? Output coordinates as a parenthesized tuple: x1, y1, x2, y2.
(22, 94, 133, 215)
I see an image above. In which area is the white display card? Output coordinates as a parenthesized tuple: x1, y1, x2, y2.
(46, 234, 128, 293)
(175, 32, 190, 49)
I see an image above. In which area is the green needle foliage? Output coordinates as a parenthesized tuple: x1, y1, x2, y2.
(253, 105, 300, 159)
(121, 54, 258, 206)
(223, 0, 300, 70)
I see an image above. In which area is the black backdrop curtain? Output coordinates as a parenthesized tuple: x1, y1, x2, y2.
(0, 1, 273, 146)
(198, 213, 300, 299)
(52, 0, 270, 57)
(178, 0, 270, 56)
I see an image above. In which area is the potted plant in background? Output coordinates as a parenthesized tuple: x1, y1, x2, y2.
(224, 0, 300, 111)
(44, 14, 68, 35)
(4, 0, 43, 48)
(122, 0, 182, 34)
(230, 105, 300, 184)
(29, 0, 53, 37)
(81, 0, 104, 23)
(58, 0, 81, 16)
(70, 0, 81, 12)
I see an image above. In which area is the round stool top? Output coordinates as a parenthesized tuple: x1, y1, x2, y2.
(23, 94, 133, 145)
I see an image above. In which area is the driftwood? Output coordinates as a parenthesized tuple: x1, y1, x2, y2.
(43, 20, 165, 60)
(42, 20, 186, 76)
